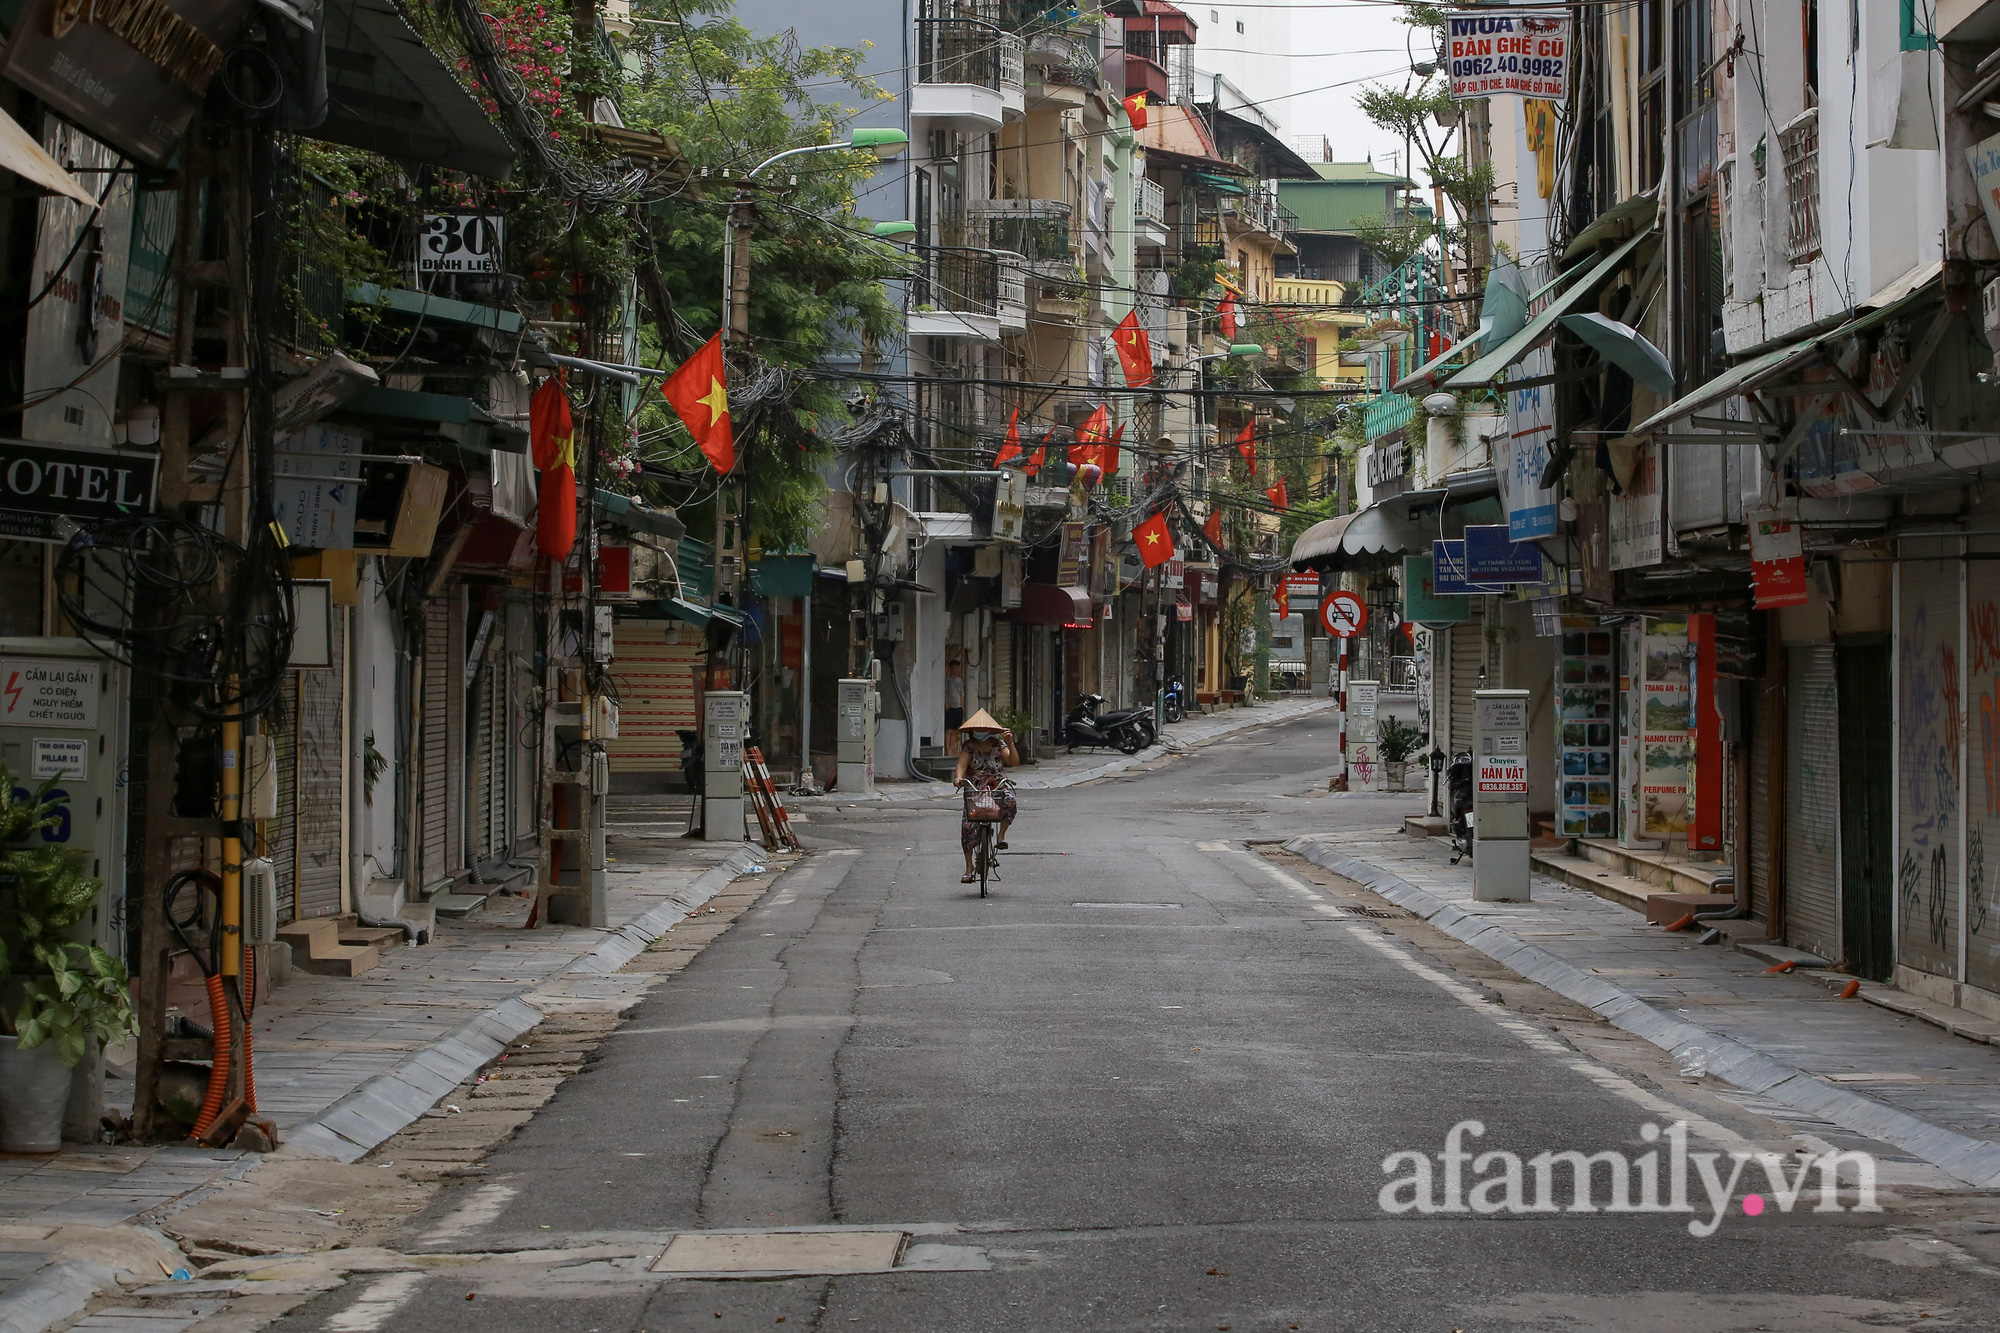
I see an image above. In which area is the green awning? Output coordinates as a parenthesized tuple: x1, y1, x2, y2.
(1560, 312, 1674, 396)
(1392, 322, 1488, 393)
(346, 283, 525, 334)
(1193, 171, 1249, 196)
(661, 598, 712, 627)
(1629, 276, 1943, 434)
(1445, 227, 1655, 390)
(706, 603, 746, 630)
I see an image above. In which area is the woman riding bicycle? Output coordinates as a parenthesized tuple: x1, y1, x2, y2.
(953, 709, 1019, 884)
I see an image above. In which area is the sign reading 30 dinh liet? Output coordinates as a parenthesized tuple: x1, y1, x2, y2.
(1443, 10, 1570, 101)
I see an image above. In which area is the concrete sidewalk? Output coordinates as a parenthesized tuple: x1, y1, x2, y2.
(1289, 828, 2000, 1189)
(0, 832, 775, 1333)
(827, 693, 1344, 803)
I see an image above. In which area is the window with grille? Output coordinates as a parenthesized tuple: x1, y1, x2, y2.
(1780, 112, 1821, 264)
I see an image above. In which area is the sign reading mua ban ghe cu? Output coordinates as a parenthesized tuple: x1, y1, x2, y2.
(1443, 10, 1571, 101)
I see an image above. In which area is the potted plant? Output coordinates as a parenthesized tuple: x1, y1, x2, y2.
(994, 707, 1039, 764)
(1375, 716, 1428, 791)
(0, 774, 131, 1153)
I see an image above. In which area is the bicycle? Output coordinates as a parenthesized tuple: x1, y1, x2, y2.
(958, 777, 1015, 898)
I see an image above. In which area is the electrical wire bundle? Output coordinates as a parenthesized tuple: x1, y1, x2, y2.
(54, 514, 295, 721)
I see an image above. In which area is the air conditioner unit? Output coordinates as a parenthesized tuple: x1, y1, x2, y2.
(244, 857, 278, 946)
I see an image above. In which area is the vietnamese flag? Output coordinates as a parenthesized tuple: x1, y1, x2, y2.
(1071, 404, 1109, 467)
(1266, 477, 1289, 511)
(1275, 580, 1290, 619)
(1102, 422, 1124, 477)
(1133, 511, 1175, 568)
(1234, 420, 1257, 472)
(1113, 309, 1152, 387)
(1122, 92, 1149, 130)
(1204, 508, 1223, 547)
(994, 407, 1024, 465)
(662, 332, 735, 474)
(1024, 430, 1053, 477)
(529, 376, 577, 559)
(1218, 291, 1240, 341)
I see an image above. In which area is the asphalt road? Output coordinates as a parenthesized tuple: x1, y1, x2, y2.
(283, 715, 2000, 1332)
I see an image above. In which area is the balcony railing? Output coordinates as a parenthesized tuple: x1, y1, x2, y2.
(1135, 177, 1166, 231)
(998, 32, 1025, 92)
(1362, 392, 1414, 443)
(971, 198, 1073, 265)
(1270, 277, 1347, 306)
(1125, 53, 1168, 102)
(918, 18, 1002, 89)
(913, 248, 999, 315)
(1779, 109, 1820, 265)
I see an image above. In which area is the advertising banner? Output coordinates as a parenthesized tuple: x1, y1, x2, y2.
(1443, 10, 1571, 100)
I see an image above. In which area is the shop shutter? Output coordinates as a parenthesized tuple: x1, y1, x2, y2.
(994, 619, 1013, 712)
(1784, 644, 1840, 961)
(1966, 560, 2000, 993)
(445, 595, 466, 876)
(421, 598, 448, 890)
(1746, 679, 1777, 929)
(1448, 622, 1481, 752)
(295, 614, 347, 917)
(606, 619, 703, 771)
(1897, 554, 1962, 982)
(269, 677, 298, 925)
(472, 665, 495, 865)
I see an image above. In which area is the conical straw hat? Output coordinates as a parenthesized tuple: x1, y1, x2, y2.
(960, 708, 1004, 736)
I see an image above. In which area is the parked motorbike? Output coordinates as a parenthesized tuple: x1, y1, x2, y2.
(1446, 750, 1475, 864)
(1064, 694, 1154, 755)
(1162, 676, 1187, 724)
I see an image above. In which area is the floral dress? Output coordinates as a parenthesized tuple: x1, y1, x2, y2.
(960, 745, 1018, 852)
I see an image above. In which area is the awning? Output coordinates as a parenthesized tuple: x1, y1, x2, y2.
(1445, 227, 1655, 390)
(1193, 170, 1250, 196)
(1008, 582, 1093, 627)
(0, 106, 93, 205)
(707, 603, 747, 630)
(1392, 325, 1487, 393)
(1288, 504, 1430, 571)
(1562, 191, 1659, 266)
(1629, 274, 1944, 435)
(346, 284, 526, 335)
(662, 597, 711, 627)
(317, 0, 516, 179)
(1560, 312, 1674, 397)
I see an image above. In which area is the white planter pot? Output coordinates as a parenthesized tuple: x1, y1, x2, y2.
(1385, 760, 1409, 790)
(0, 1033, 73, 1153)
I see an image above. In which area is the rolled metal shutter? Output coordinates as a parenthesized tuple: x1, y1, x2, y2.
(446, 597, 466, 876)
(472, 665, 495, 865)
(606, 620, 702, 771)
(994, 619, 1013, 712)
(421, 598, 448, 890)
(1747, 679, 1778, 929)
(1897, 555, 1962, 982)
(295, 613, 347, 918)
(270, 676, 297, 926)
(1784, 644, 1840, 960)
(1448, 622, 1481, 752)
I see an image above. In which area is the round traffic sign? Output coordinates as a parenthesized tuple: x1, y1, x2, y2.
(1321, 589, 1368, 638)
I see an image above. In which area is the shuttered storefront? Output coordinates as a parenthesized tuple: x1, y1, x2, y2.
(1898, 553, 1961, 983)
(270, 678, 298, 926)
(1448, 622, 1482, 752)
(470, 645, 507, 866)
(295, 613, 347, 917)
(1746, 678, 1779, 929)
(421, 598, 449, 890)
(606, 619, 702, 771)
(1784, 644, 1840, 960)
(1967, 559, 2000, 994)
(445, 595, 466, 877)
(993, 619, 1013, 713)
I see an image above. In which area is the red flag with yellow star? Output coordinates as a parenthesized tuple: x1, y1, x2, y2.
(1218, 291, 1240, 341)
(1203, 508, 1223, 547)
(1113, 310, 1152, 387)
(1133, 511, 1175, 568)
(1071, 404, 1109, 468)
(1234, 420, 1257, 473)
(1122, 92, 1149, 131)
(1275, 579, 1290, 619)
(994, 408, 1023, 465)
(1024, 431, 1053, 477)
(662, 333, 735, 474)
(529, 376, 577, 559)
(1102, 422, 1125, 477)
(1266, 477, 1288, 511)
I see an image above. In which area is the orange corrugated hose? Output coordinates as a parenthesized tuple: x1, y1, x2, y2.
(189, 973, 231, 1139)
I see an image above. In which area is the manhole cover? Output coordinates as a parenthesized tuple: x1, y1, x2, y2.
(651, 1230, 908, 1276)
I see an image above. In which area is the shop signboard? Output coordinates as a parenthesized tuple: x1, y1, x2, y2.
(1402, 553, 1473, 626)
(1555, 619, 1615, 838)
(1463, 524, 1548, 583)
(1443, 9, 1571, 100)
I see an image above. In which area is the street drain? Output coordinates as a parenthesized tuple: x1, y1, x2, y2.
(650, 1230, 908, 1276)
(1073, 902, 1182, 909)
(1351, 907, 1409, 919)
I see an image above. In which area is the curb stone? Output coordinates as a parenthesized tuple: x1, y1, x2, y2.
(1285, 835, 2000, 1189)
(282, 844, 769, 1165)
(0, 1260, 118, 1333)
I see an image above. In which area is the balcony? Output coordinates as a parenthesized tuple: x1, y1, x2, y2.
(1362, 392, 1415, 444)
(970, 198, 1073, 274)
(1270, 277, 1348, 307)
(994, 253, 1028, 333)
(1134, 176, 1168, 248)
(915, 18, 1008, 130)
(1083, 178, 1112, 272)
(910, 248, 1003, 342)
(1125, 53, 1169, 102)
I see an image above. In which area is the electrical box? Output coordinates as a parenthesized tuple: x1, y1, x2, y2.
(593, 606, 615, 663)
(1345, 680, 1381, 791)
(836, 677, 877, 796)
(0, 640, 126, 955)
(1472, 688, 1531, 901)
(875, 599, 906, 642)
(702, 691, 747, 842)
